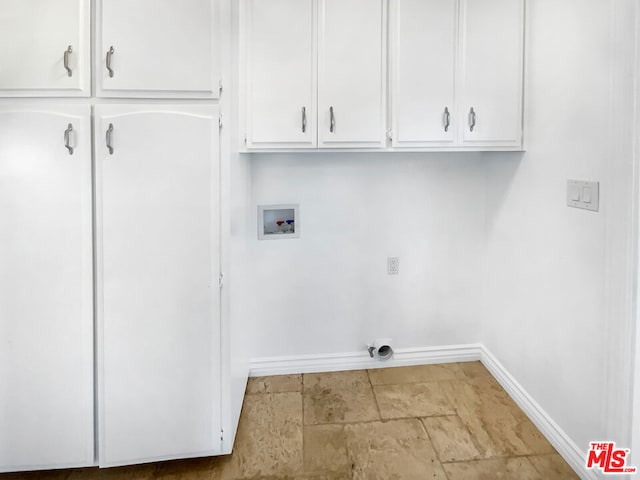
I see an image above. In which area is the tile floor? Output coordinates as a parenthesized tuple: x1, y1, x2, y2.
(0, 362, 579, 480)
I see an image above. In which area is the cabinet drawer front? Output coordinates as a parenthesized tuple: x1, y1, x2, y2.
(95, 106, 222, 465)
(459, 0, 524, 146)
(97, 0, 219, 98)
(0, 0, 90, 96)
(318, 0, 387, 148)
(0, 107, 94, 470)
(392, 0, 457, 146)
(246, 0, 317, 148)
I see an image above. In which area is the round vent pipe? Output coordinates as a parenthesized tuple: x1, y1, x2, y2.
(367, 338, 394, 361)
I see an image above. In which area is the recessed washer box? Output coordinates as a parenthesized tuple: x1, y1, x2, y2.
(258, 204, 299, 240)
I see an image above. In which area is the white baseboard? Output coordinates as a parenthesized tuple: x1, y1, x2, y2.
(479, 346, 596, 480)
(249, 343, 482, 377)
(249, 343, 593, 480)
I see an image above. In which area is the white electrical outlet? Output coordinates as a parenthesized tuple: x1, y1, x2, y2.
(387, 257, 399, 275)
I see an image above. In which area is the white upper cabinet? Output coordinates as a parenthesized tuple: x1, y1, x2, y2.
(391, 0, 457, 147)
(458, 0, 524, 146)
(318, 0, 387, 148)
(95, 105, 222, 466)
(244, 0, 524, 151)
(245, 0, 316, 148)
(242, 0, 387, 150)
(0, 106, 94, 471)
(392, 0, 524, 150)
(0, 0, 90, 97)
(96, 0, 220, 98)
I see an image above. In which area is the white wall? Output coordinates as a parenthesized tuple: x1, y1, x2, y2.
(246, 152, 487, 357)
(483, 0, 637, 454)
(239, 0, 640, 466)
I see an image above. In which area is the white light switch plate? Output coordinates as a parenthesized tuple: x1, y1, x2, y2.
(567, 180, 599, 212)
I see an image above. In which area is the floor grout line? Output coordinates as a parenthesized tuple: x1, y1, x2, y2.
(366, 369, 383, 421)
(440, 452, 561, 465)
(416, 416, 450, 479)
(303, 412, 466, 428)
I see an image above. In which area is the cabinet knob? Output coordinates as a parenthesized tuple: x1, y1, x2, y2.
(64, 46, 73, 77)
(301, 106, 307, 133)
(64, 123, 74, 155)
(329, 106, 335, 133)
(469, 107, 476, 132)
(443, 107, 450, 132)
(106, 46, 115, 78)
(106, 123, 114, 155)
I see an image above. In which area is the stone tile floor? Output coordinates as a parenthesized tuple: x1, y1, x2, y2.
(0, 362, 579, 479)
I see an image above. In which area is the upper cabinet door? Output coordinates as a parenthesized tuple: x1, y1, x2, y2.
(97, 0, 219, 98)
(391, 0, 457, 147)
(246, 0, 316, 149)
(459, 0, 524, 146)
(0, 106, 94, 470)
(0, 0, 90, 97)
(318, 0, 387, 148)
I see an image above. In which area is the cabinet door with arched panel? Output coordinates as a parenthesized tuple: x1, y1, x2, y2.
(94, 105, 223, 466)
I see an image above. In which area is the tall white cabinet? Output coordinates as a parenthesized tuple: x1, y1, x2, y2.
(0, 0, 91, 97)
(0, 106, 94, 471)
(0, 0, 240, 473)
(95, 106, 221, 466)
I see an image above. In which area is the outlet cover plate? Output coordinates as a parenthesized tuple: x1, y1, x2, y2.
(387, 257, 399, 275)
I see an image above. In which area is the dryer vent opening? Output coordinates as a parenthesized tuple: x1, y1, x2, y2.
(377, 344, 393, 360)
(367, 339, 394, 361)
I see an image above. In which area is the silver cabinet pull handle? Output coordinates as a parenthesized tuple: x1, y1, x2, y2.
(444, 107, 450, 132)
(301, 106, 307, 133)
(469, 107, 476, 132)
(106, 46, 115, 78)
(64, 46, 73, 77)
(64, 123, 74, 155)
(106, 123, 114, 155)
(329, 106, 335, 133)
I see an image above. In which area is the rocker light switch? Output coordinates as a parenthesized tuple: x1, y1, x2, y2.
(569, 184, 581, 201)
(567, 180, 599, 212)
